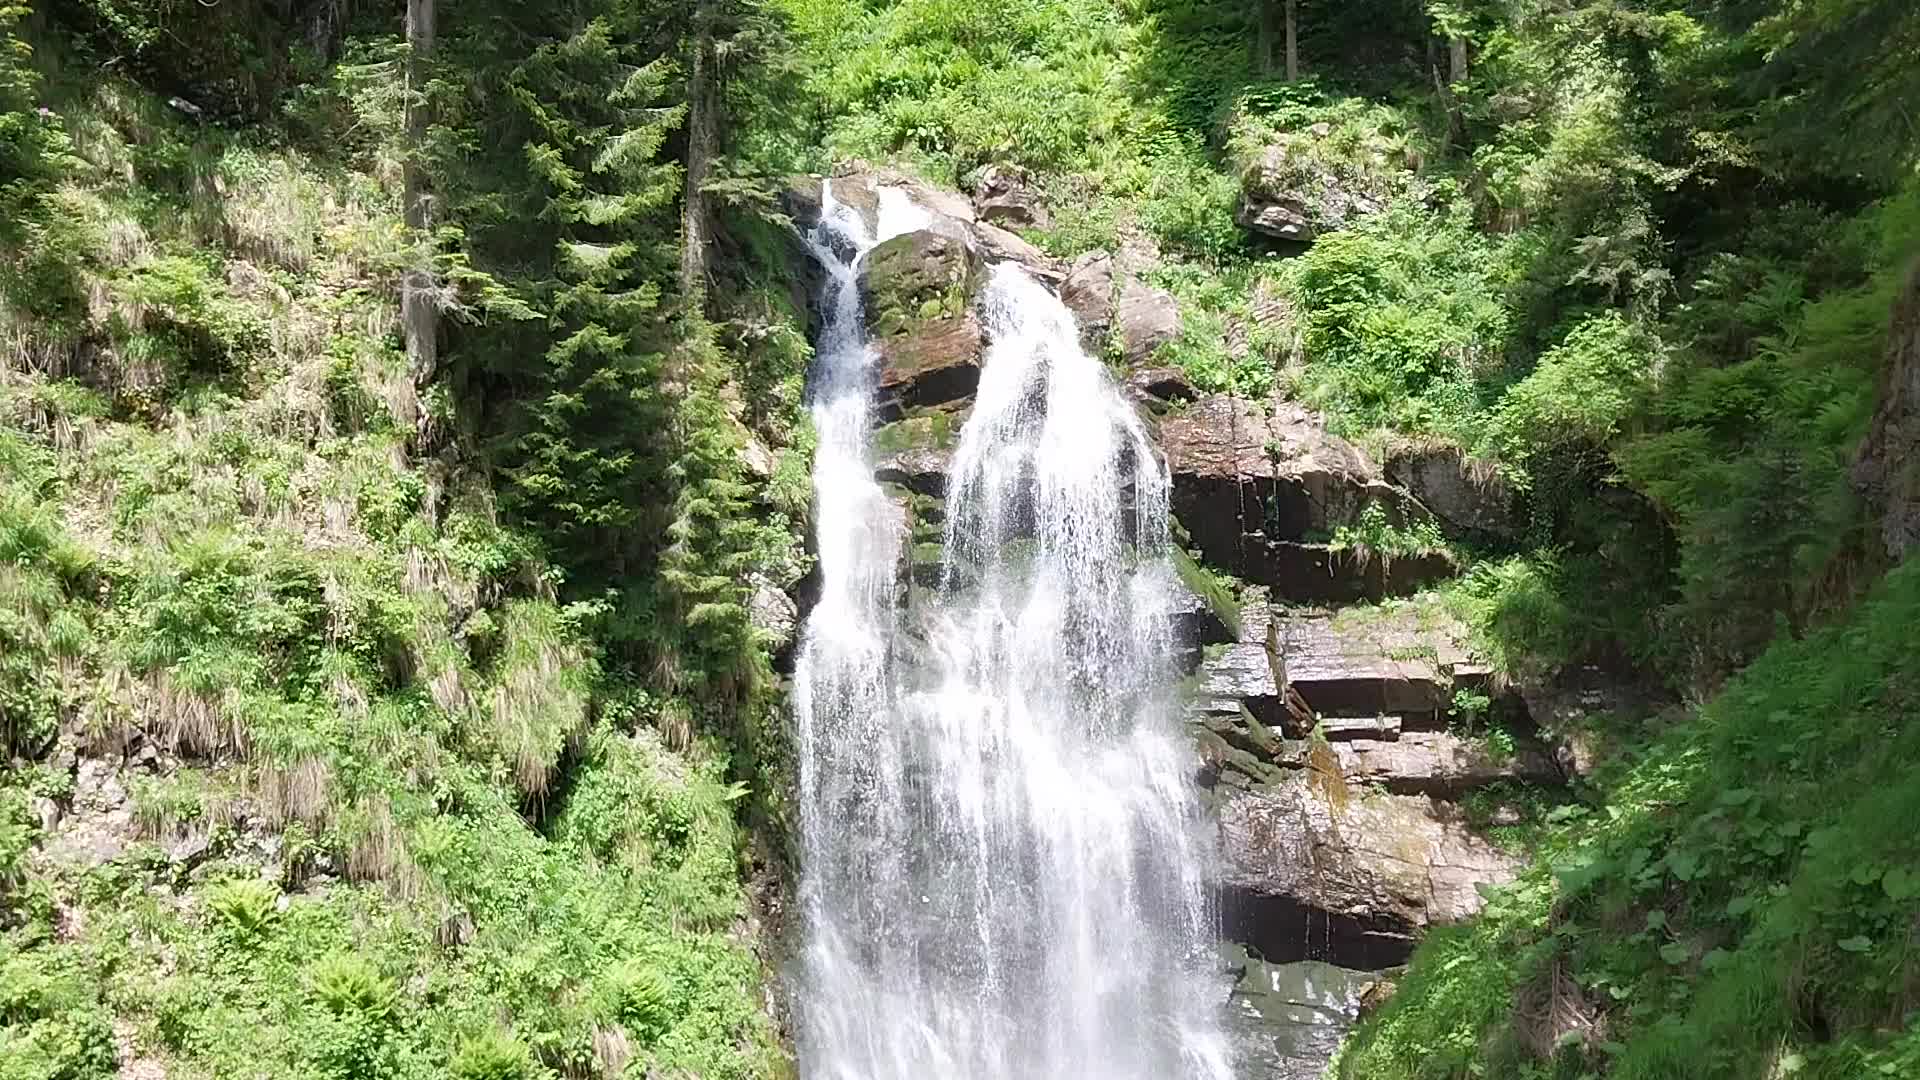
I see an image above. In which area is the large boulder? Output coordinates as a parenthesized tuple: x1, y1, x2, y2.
(1060, 250, 1116, 350)
(1116, 278, 1179, 364)
(971, 163, 1050, 230)
(1853, 261, 1920, 559)
(862, 223, 986, 420)
(1161, 396, 1406, 574)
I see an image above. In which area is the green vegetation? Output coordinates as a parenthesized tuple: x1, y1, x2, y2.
(3, 1, 801, 1076)
(6, 0, 1920, 1074)
(1337, 559, 1920, 1079)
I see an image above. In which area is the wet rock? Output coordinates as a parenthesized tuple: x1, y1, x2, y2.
(872, 409, 962, 496)
(1195, 604, 1285, 729)
(864, 223, 983, 334)
(1169, 588, 1237, 672)
(1060, 251, 1116, 349)
(1116, 278, 1178, 364)
(1384, 442, 1519, 541)
(874, 446, 953, 497)
(1223, 946, 1381, 1080)
(1127, 366, 1198, 405)
(1162, 396, 1410, 576)
(971, 163, 1050, 230)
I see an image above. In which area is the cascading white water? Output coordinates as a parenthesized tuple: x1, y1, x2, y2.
(792, 183, 1230, 1079)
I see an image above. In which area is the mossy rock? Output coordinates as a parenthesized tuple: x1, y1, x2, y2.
(862, 223, 982, 340)
(873, 409, 958, 455)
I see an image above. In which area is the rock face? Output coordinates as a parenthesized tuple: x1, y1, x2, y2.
(1191, 597, 1555, 974)
(1219, 776, 1524, 967)
(1127, 366, 1198, 405)
(1224, 949, 1381, 1080)
(1163, 397, 1381, 549)
(1160, 396, 1450, 601)
(37, 756, 137, 869)
(1254, 542, 1455, 605)
(1853, 262, 1920, 559)
(748, 573, 799, 665)
(862, 222, 986, 420)
(971, 163, 1049, 230)
(1384, 442, 1519, 542)
(1275, 607, 1492, 724)
(1116, 278, 1179, 363)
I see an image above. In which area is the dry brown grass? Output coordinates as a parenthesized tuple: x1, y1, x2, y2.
(1511, 948, 1603, 1061)
(145, 671, 248, 759)
(256, 754, 332, 827)
(344, 795, 428, 901)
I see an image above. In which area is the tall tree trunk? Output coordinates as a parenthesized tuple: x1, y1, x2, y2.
(679, 5, 717, 311)
(1449, 35, 1469, 85)
(1284, 0, 1298, 81)
(1256, 0, 1279, 76)
(402, 0, 436, 387)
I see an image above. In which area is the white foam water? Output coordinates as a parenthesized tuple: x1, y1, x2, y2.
(792, 183, 1229, 1080)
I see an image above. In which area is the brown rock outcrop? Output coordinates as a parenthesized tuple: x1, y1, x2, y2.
(1161, 396, 1408, 571)
(862, 223, 986, 419)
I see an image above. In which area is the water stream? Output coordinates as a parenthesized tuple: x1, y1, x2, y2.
(791, 183, 1230, 1079)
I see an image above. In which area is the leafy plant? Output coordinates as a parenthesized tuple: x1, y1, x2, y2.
(203, 877, 280, 938)
(451, 1030, 546, 1080)
(308, 953, 397, 1022)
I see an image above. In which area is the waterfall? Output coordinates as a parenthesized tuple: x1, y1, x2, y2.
(792, 183, 1230, 1080)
